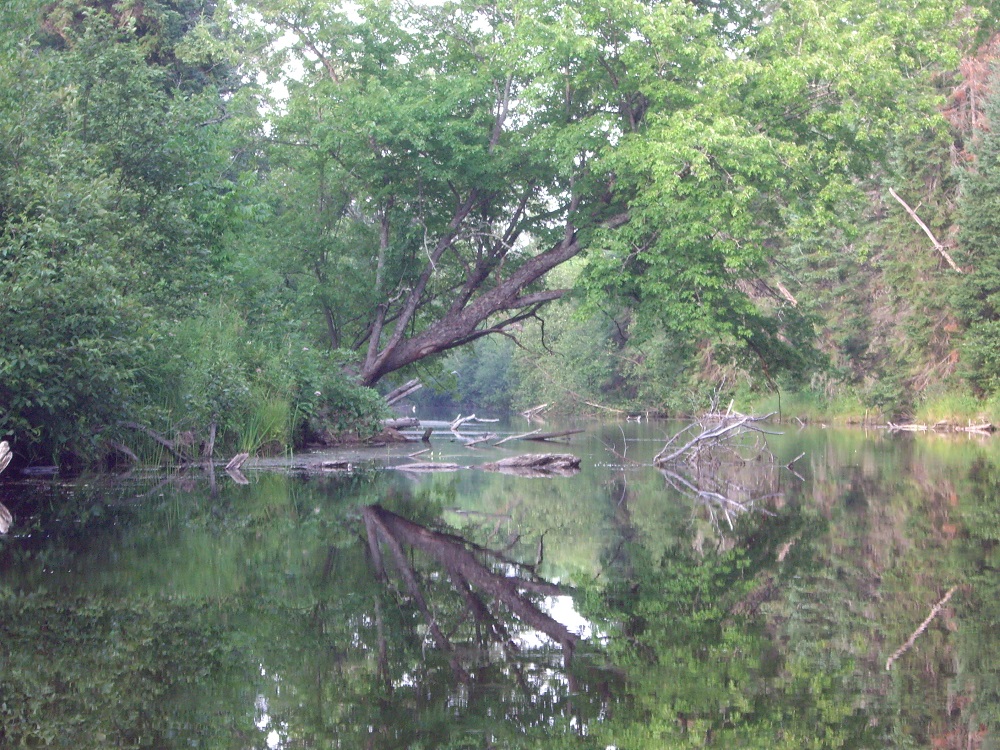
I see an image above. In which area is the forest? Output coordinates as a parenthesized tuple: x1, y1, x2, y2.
(3, 0, 1000, 464)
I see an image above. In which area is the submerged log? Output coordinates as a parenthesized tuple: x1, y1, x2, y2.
(522, 428, 585, 442)
(481, 453, 581, 477)
(320, 460, 353, 471)
(393, 461, 462, 472)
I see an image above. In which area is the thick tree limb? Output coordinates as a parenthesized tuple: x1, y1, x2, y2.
(360, 212, 630, 385)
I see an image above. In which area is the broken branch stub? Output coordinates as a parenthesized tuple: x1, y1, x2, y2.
(0, 441, 12, 534)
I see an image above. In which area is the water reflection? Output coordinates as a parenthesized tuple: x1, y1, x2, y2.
(0, 424, 998, 747)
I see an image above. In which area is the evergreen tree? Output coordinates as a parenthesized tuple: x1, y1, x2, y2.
(956, 76, 1000, 394)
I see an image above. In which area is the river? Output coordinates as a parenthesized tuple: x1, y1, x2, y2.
(0, 416, 997, 748)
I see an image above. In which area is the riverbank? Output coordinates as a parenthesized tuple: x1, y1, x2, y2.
(745, 389, 1000, 431)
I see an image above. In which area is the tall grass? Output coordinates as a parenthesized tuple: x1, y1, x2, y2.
(748, 389, 872, 424)
(237, 394, 292, 456)
(913, 391, 994, 425)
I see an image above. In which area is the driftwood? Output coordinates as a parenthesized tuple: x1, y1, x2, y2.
(450, 413, 475, 431)
(885, 587, 959, 670)
(0, 441, 11, 534)
(107, 440, 139, 464)
(319, 460, 352, 471)
(654, 413, 776, 466)
(384, 378, 423, 406)
(0, 440, 13, 475)
(959, 422, 996, 433)
(393, 461, 462, 472)
(384, 417, 420, 429)
(481, 453, 581, 477)
(202, 420, 217, 460)
(119, 421, 192, 463)
(463, 432, 499, 448)
(888, 421, 996, 433)
(652, 412, 789, 534)
(225, 452, 250, 472)
(520, 403, 549, 419)
(522, 428, 585, 442)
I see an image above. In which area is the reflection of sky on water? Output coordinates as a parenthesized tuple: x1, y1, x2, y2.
(516, 594, 593, 649)
(255, 668, 288, 750)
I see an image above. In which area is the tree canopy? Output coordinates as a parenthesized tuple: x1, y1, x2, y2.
(0, 0, 994, 458)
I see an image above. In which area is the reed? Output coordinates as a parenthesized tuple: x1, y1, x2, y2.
(237, 394, 291, 456)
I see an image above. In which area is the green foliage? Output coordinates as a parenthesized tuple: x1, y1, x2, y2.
(286, 347, 388, 441)
(0, 595, 248, 747)
(436, 336, 520, 412)
(0, 0, 994, 454)
(955, 77, 1000, 394)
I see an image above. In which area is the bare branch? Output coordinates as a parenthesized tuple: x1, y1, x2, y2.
(888, 188, 962, 273)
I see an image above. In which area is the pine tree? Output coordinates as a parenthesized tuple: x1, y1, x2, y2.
(956, 76, 1000, 393)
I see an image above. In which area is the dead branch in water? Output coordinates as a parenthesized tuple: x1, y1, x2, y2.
(654, 412, 777, 466)
(494, 429, 542, 446)
(522, 428, 585, 442)
(520, 403, 549, 419)
(463, 432, 499, 447)
(225, 452, 250, 472)
(885, 586, 959, 671)
(118, 421, 191, 463)
(652, 411, 790, 535)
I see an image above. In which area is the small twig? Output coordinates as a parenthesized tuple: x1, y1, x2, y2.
(885, 586, 959, 670)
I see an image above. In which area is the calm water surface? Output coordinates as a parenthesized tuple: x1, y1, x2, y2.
(1, 418, 998, 748)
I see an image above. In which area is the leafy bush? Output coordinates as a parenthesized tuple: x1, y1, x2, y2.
(286, 347, 387, 444)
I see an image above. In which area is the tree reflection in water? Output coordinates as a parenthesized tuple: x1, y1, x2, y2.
(360, 503, 619, 740)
